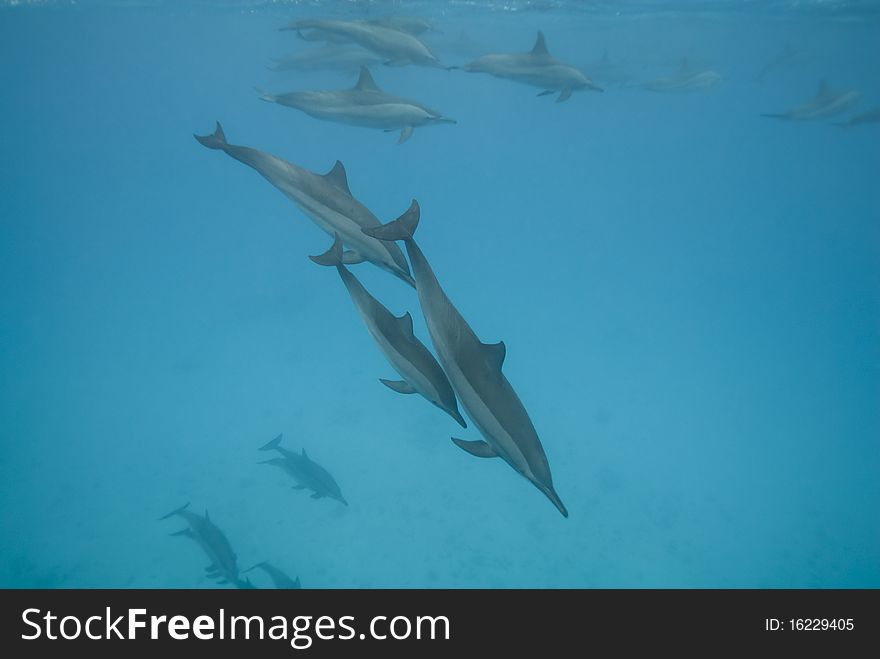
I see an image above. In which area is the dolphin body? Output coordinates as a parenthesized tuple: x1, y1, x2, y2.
(194, 122, 414, 286)
(310, 235, 466, 428)
(160, 503, 249, 588)
(762, 81, 861, 121)
(363, 202, 568, 517)
(640, 58, 721, 92)
(462, 31, 602, 102)
(269, 46, 384, 74)
(244, 561, 302, 589)
(257, 66, 456, 144)
(836, 106, 880, 128)
(259, 434, 348, 506)
(297, 16, 433, 43)
(283, 19, 447, 68)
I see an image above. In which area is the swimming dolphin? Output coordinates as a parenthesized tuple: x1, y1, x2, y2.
(160, 503, 249, 588)
(258, 434, 348, 506)
(244, 561, 302, 589)
(363, 202, 568, 517)
(368, 15, 434, 36)
(194, 122, 414, 286)
(640, 57, 721, 92)
(268, 46, 383, 74)
(762, 80, 861, 121)
(311, 234, 466, 428)
(835, 106, 880, 128)
(257, 66, 456, 144)
(282, 19, 447, 68)
(461, 31, 602, 102)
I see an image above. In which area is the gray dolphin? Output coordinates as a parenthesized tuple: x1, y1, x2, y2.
(368, 15, 434, 36)
(194, 122, 413, 286)
(160, 503, 248, 588)
(363, 202, 568, 517)
(310, 234, 466, 428)
(462, 31, 602, 102)
(283, 19, 447, 68)
(836, 106, 880, 128)
(257, 66, 456, 144)
(259, 434, 348, 506)
(640, 57, 722, 92)
(269, 46, 384, 74)
(244, 561, 302, 589)
(762, 80, 861, 121)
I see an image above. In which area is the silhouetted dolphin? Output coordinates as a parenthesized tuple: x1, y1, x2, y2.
(762, 80, 861, 121)
(258, 434, 347, 506)
(363, 202, 568, 517)
(244, 561, 302, 589)
(836, 106, 880, 128)
(462, 31, 602, 102)
(283, 19, 447, 68)
(160, 503, 249, 588)
(311, 234, 466, 428)
(194, 122, 413, 286)
(269, 46, 383, 74)
(640, 57, 721, 92)
(257, 66, 456, 144)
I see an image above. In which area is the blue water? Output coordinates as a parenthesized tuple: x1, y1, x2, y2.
(1, 0, 878, 589)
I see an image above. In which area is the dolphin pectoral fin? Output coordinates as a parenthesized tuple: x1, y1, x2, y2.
(310, 492, 323, 499)
(169, 528, 193, 538)
(398, 126, 414, 144)
(158, 502, 190, 520)
(556, 88, 573, 102)
(537, 90, 555, 97)
(380, 378, 417, 394)
(342, 250, 367, 265)
(452, 437, 499, 458)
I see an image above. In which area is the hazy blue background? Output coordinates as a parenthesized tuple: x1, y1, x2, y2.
(1, 0, 878, 588)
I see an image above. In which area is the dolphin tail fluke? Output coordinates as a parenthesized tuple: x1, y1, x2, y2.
(398, 126, 414, 144)
(362, 200, 420, 242)
(194, 122, 227, 150)
(159, 502, 190, 520)
(308, 234, 344, 267)
(258, 433, 284, 451)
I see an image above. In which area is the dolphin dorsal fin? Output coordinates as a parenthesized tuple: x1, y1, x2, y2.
(531, 31, 549, 56)
(395, 312, 415, 340)
(323, 161, 351, 196)
(816, 79, 831, 97)
(205, 509, 210, 521)
(354, 66, 380, 92)
(302, 448, 308, 459)
(481, 340, 506, 372)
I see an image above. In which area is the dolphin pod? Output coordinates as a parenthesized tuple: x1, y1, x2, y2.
(363, 202, 569, 518)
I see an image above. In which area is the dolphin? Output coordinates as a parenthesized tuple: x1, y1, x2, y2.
(310, 234, 466, 428)
(640, 57, 721, 92)
(268, 46, 384, 74)
(244, 561, 302, 589)
(368, 15, 434, 36)
(257, 66, 456, 144)
(194, 122, 414, 286)
(282, 19, 447, 68)
(835, 106, 880, 128)
(363, 202, 568, 517)
(762, 80, 861, 121)
(160, 503, 249, 588)
(755, 43, 799, 82)
(461, 31, 602, 102)
(258, 434, 348, 506)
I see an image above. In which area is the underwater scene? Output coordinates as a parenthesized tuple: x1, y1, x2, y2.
(0, 0, 878, 589)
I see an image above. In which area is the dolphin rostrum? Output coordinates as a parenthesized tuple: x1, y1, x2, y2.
(244, 561, 302, 589)
(363, 202, 568, 517)
(257, 66, 456, 144)
(194, 122, 414, 286)
(283, 19, 447, 68)
(462, 31, 602, 102)
(311, 234, 466, 428)
(160, 503, 249, 588)
(762, 80, 861, 121)
(835, 106, 880, 128)
(258, 434, 348, 506)
(640, 57, 721, 92)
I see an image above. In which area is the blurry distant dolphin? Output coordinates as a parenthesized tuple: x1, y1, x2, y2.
(588, 50, 636, 87)
(368, 15, 434, 36)
(761, 80, 861, 121)
(269, 46, 384, 74)
(755, 43, 798, 82)
(257, 66, 456, 144)
(283, 19, 447, 68)
(640, 58, 721, 92)
(835, 106, 880, 128)
(160, 503, 248, 588)
(194, 122, 414, 286)
(462, 31, 602, 102)
(259, 434, 348, 506)
(311, 234, 466, 428)
(244, 561, 302, 589)
(363, 202, 568, 517)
